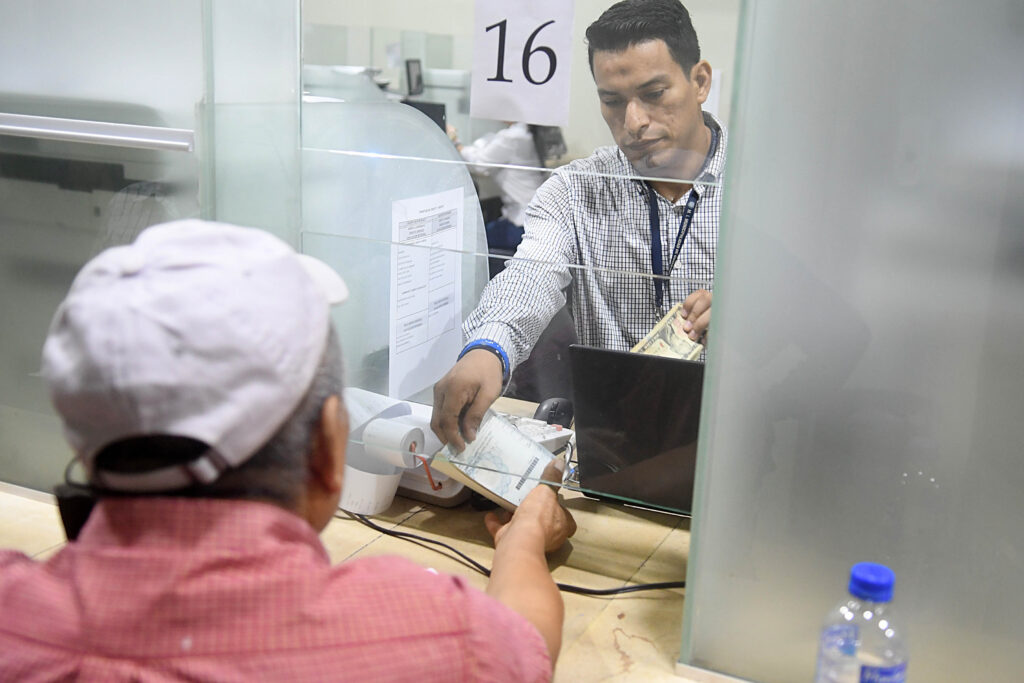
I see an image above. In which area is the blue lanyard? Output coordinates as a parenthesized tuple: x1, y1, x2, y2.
(646, 185, 697, 309)
(645, 127, 718, 309)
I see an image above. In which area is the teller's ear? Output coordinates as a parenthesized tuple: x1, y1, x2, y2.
(690, 60, 713, 104)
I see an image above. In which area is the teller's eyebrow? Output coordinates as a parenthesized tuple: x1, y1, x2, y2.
(597, 75, 671, 98)
(637, 75, 671, 90)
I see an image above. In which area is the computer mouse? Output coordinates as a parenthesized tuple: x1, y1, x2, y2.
(534, 397, 574, 428)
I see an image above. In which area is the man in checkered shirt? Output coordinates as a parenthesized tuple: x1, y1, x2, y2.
(433, 0, 726, 451)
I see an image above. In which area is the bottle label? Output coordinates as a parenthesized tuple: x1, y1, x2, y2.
(821, 624, 858, 656)
(860, 662, 906, 683)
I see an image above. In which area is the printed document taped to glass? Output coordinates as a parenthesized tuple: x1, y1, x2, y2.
(389, 188, 463, 399)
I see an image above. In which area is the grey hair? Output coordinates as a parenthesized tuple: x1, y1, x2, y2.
(204, 326, 345, 507)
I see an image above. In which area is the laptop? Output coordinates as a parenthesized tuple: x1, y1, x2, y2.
(568, 344, 704, 516)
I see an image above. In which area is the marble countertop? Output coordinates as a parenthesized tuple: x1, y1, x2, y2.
(325, 485, 690, 681)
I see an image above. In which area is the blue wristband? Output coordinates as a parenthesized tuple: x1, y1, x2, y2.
(459, 339, 510, 383)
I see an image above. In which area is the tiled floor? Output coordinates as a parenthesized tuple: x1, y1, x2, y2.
(0, 482, 691, 681)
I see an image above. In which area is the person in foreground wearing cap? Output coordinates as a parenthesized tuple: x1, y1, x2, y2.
(0, 220, 576, 681)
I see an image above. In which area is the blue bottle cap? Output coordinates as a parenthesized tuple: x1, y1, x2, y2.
(848, 562, 895, 602)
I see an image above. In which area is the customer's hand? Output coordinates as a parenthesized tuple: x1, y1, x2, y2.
(431, 349, 504, 451)
(485, 461, 577, 554)
(483, 459, 573, 662)
(681, 289, 712, 342)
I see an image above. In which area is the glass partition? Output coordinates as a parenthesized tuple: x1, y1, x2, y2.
(680, 0, 1024, 680)
(300, 229, 712, 515)
(0, 1, 206, 490)
(0, 0, 300, 491)
(1, 0, 745, 519)
(300, 99, 489, 403)
(302, 0, 740, 161)
(300, 0, 742, 515)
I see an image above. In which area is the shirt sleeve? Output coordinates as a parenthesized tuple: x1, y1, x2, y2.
(0, 550, 33, 576)
(453, 575, 552, 683)
(462, 170, 579, 371)
(456, 125, 536, 179)
(458, 129, 516, 169)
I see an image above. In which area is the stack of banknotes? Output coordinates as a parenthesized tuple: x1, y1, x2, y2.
(631, 302, 704, 360)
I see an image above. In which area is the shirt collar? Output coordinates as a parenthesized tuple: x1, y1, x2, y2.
(76, 497, 330, 562)
(701, 111, 728, 183)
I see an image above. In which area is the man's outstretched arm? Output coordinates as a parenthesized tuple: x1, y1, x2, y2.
(484, 461, 576, 663)
(432, 172, 578, 449)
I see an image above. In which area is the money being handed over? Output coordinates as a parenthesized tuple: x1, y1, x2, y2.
(432, 410, 557, 511)
(631, 302, 704, 360)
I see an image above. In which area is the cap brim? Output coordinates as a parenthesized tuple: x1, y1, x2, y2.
(296, 254, 349, 305)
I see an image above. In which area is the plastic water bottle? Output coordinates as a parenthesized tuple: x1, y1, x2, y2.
(814, 562, 908, 682)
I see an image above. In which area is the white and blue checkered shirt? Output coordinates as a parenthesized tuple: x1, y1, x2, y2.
(465, 112, 727, 371)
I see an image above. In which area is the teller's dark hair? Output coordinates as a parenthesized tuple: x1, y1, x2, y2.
(585, 0, 701, 76)
(527, 125, 567, 165)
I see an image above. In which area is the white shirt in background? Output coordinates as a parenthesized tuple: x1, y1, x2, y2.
(459, 123, 546, 227)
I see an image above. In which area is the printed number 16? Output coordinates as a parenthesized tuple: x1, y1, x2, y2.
(485, 19, 558, 85)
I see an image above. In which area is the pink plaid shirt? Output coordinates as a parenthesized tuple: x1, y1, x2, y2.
(0, 498, 551, 681)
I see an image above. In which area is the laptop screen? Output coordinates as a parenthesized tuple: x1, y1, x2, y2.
(569, 345, 704, 515)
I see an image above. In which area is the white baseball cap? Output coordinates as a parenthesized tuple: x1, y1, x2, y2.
(41, 219, 349, 492)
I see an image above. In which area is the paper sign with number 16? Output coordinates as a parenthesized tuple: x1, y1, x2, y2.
(470, 0, 575, 127)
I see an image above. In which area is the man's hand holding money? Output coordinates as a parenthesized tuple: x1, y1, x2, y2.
(681, 289, 712, 342)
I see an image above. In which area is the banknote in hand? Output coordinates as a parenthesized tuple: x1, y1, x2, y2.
(631, 302, 704, 360)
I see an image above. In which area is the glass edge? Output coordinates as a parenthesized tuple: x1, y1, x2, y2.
(679, 0, 757, 666)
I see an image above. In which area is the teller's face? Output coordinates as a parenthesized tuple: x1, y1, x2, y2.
(593, 39, 711, 179)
